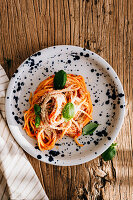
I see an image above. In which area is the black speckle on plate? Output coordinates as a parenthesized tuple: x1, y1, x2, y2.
(120, 105, 123, 108)
(49, 156, 54, 162)
(37, 155, 42, 159)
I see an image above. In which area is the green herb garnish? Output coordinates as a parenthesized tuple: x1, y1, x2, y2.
(82, 122, 99, 135)
(102, 143, 117, 161)
(35, 115, 41, 128)
(34, 104, 41, 115)
(54, 70, 67, 89)
(62, 102, 75, 121)
(34, 104, 41, 127)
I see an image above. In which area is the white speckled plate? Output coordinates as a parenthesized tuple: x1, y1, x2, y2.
(5, 45, 125, 166)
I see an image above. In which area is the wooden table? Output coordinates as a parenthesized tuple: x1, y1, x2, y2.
(0, 0, 132, 199)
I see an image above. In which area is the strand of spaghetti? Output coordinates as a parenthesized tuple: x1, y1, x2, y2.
(74, 137, 84, 147)
(71, 90, 77, 103)
(49, 86, 80, 94)
(32, 90, 52, 104)
(49, 121, 72, 130)
(78, 109, 93, 120)
(58, 129, 67, 140)
(74, 98, 87, 113)
(29, 92, 32, 105)
(71, 119, 81, 130)
(37, 129, 57, 150)
(30, 120, 35, 130)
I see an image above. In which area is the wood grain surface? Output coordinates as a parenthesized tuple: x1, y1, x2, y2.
(0, 0, 133, 199)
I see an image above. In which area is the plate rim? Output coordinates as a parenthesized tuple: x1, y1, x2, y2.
(5, 45, 125, 166)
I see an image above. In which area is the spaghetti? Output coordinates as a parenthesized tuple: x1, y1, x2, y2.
(24, 74, 93, 151)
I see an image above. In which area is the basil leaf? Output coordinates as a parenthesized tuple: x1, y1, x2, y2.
(62, 102, 75, 121)
(34, 104, 41, 115)
(102, 143, 117, 161)
(82, 122, 99, 135)
(54, 70, 67, 89)
(35, 115, 41, 128)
